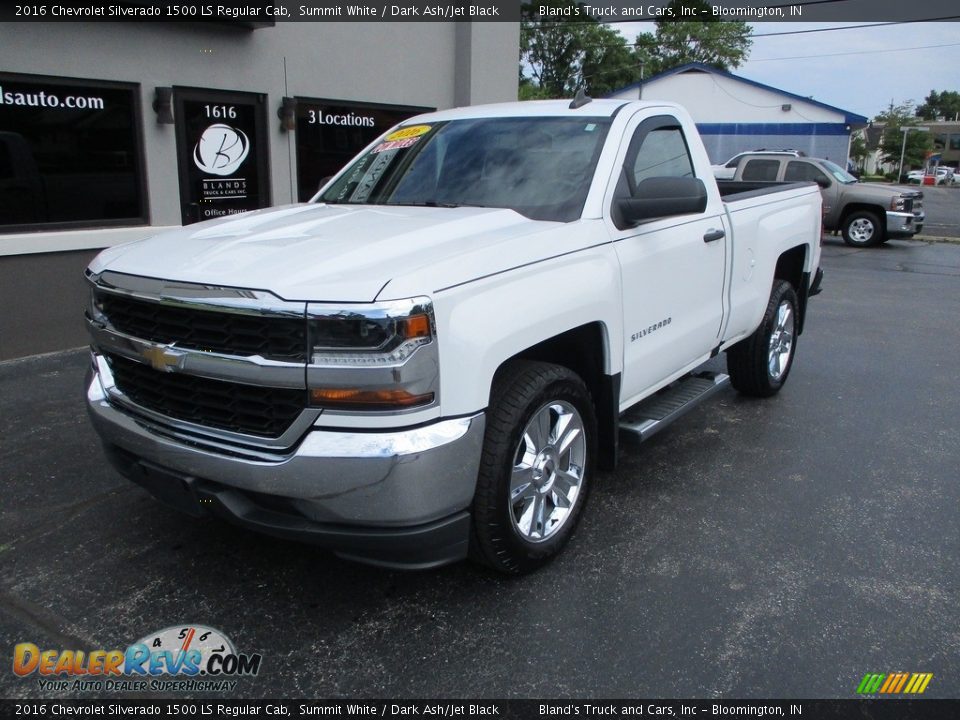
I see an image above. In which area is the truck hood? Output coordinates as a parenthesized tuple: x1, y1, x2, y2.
(91, 203, 559, 302)
(846, 182, 918, 201)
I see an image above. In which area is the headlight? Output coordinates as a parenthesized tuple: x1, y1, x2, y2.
(306, 297, 438, 411)
(890, 195, 912, 212)
(308, 306, 432, 365)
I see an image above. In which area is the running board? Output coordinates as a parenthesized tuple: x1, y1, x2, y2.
(619, 372, 730, 443)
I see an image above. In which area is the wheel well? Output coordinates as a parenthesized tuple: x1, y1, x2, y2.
(497, 322, 619, 470)
(775, 245, 808, 335)
(840, 203, 885, 227)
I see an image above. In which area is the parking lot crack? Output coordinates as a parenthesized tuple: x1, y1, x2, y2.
(0, 589, 99, 650)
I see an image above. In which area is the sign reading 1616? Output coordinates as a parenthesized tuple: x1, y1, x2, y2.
(205, 105, 236, 120)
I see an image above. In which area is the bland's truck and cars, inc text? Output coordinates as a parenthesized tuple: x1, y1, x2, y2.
(84, 98, 823, 573)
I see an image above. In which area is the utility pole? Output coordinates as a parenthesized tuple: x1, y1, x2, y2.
(898, 126, 929, 182)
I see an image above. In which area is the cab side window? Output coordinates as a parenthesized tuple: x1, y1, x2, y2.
(741, 159, 780, 182)
(630, 127, 695, 186)
(784, 161, 829, 185)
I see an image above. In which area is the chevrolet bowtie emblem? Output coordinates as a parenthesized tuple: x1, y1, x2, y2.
(141, 346, 186, 372)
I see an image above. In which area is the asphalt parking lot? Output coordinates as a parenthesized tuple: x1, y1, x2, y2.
(902, 184, 960, 238)
(2, 238, 959, 701)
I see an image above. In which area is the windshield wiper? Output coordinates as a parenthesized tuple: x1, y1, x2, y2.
(387, 200, 491, 209)
(387, 200, 457, 208)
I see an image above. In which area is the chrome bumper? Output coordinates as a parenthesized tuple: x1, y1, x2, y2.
(86, 357, 485, 530)
(886, 210, 921, 238)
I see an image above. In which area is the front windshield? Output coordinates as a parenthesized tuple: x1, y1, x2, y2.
(821, 159, 857, 184)
(317, 117, 612, 222)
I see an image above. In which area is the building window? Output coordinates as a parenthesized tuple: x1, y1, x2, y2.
(294, 98, 432, 202)
(0, 73, 146, 232)
(173, 88, 270, 225)
(949, 134, 960, 151)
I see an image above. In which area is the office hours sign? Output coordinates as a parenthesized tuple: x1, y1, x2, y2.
(175, 89, 270, 224)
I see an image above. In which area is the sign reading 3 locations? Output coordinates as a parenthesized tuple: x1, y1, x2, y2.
(294, 98, 432, 201)
(175, 89, 270, 224)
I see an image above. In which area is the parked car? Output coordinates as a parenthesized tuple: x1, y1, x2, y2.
(731, 154, 924, 247)
(711, 149, 803, 180)
(935, 167, 955, 185)
(905, 167, 955, 185)
(85, 99, 824, 573)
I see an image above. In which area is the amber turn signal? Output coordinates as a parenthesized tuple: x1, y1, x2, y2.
(310, 387, 434, 410)
(399, 313, 431, 339)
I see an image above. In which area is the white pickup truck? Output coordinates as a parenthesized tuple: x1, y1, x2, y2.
(85, 98, 823, 573)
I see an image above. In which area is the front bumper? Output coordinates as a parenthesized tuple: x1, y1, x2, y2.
(87, 358, 485, 568)
(886, 210, 923, 238)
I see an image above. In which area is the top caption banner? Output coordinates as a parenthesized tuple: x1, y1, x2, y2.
(3, 0, 960, 22)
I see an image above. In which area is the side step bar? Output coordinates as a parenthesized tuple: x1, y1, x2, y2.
(619, 372, 730, 443)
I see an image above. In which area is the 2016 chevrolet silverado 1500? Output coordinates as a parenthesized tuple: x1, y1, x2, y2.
(85, 98, 823, 573)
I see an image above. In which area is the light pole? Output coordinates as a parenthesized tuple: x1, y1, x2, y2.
(898, 126, 929, 183)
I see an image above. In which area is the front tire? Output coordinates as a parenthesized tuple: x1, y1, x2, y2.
(727, 279, 799, 398)
(842, 210, 883, 247)
(470, 360, 596, 574)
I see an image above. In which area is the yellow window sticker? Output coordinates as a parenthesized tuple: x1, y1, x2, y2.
(384, 125, 432, 141)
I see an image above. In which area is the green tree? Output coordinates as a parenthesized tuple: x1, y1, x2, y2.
(849, 133, 868, 171)
(519, 0, 752, 100)
(651, 0, 752, 74)
(916, 90, 960, 121)
(520, 1, 635, 97)
(876, 101, 934, 170)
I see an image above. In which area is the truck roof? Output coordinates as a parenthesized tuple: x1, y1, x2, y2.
(405, 99, 680, 122)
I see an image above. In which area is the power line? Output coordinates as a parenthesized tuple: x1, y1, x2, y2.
(578, 38, 960, 86)
(766, 0, 865, 6)
(749, 40, 960, 61)
(521, 17, 960, 54)
(750, 16, 960, 37)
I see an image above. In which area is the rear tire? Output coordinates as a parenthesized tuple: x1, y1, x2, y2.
(727, 279, 798, 398)
(842, 210, 883, 247)
(470, 360, 596, 574)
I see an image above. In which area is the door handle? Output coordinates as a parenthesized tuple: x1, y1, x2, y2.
(703, 228, 725, 243)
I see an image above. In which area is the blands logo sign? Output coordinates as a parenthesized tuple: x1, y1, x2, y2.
(856, 672, 933, 694)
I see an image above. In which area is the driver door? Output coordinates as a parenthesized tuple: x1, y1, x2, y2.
(606, 114, 728, 406)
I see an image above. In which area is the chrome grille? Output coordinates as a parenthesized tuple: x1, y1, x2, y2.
(96, 291, 307, 362)
(106, 353, 305, 438)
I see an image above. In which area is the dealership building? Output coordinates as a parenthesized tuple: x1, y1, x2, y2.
(0, 20, 519, 360)
(609, 62, 868, 167)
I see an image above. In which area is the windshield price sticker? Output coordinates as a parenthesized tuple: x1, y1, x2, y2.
(384, 125, 431, 141)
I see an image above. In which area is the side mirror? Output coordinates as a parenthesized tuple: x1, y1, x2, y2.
(815, 177, 831, 189)
(614, 177, 707, 229)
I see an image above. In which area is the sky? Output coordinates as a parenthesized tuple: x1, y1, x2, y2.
(615, 21, 960, 120)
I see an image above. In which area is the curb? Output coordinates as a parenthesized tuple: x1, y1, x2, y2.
(914, 235, 960, 244)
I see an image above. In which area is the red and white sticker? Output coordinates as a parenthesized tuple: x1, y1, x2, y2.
(372, 137, 421, 154)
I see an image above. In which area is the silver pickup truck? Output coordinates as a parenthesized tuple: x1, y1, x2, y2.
(731, 155, 924, 247)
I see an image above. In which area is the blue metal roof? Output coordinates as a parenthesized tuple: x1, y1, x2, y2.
(608, 62, 868, 127)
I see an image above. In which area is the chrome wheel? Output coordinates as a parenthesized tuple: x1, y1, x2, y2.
(509, 400, 586, 543)
(848, 217, 875, 244)
(767, 300, 794, 381)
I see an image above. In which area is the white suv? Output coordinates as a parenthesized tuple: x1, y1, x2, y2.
(712, 149, 803, 180)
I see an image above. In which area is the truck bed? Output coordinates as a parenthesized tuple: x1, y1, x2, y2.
(717, 180, 814, 202)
